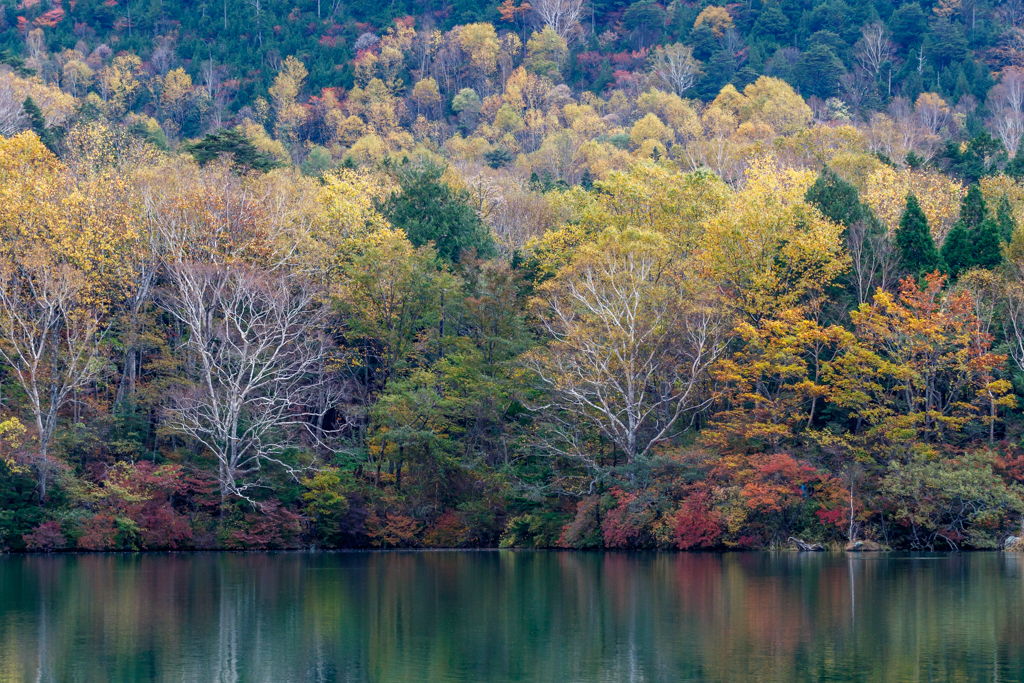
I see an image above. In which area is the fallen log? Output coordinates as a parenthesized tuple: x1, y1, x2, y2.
(788, 537, 824, 551)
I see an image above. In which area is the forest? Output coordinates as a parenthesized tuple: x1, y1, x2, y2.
(2, 0, 1024, 552)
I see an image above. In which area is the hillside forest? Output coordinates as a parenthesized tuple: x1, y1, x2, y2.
(4, 0, 1024, 552)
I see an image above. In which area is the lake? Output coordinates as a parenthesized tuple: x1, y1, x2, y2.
(0, 551, 1021, 682)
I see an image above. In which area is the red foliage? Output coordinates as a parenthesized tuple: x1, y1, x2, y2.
(226, 501, 302, 550)
(34, 8, 64, 27)
(136, 503, 192, 549)
(558, 496, 600, 548)
(995, 452, 1024, 483)
(673, 491, 725, 549)
(423, 510, 469, 547)
(601, 489, 650, 549)
(740, 453, 821, 513)
(815, 507, 847, 526)
(365, 511, 422, 548)
(319, 35, 336, 47)
(23, 521, 66, 551)
(76, 513, 118, 550)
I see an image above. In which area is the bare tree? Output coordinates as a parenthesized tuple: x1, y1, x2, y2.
(0, 250, 106, 500)
(854, 23, 895, 81)
(531, 0, 584, 42)
(160, 262, 331, 505)
(647, 43, 702, 97)
(527, 232, 728, 466)
(847, 220, 901, 304)
(0, 73, 26, 136)
(988, 67, 1024, 157)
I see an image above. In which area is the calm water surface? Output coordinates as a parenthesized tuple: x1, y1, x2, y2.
(0, 551, 1022, 682)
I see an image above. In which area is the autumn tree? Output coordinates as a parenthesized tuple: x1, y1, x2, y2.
(528, 228, 728, 466)
(647, 44, 702, 96)
(0, 133, 137, 499)
(699, 156, 847, 320)
(160, 263, 331, 505)
(828, 274, 1014, 454)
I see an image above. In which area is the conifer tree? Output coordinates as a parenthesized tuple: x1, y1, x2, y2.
(22, 97, 59, 153)
(896, 194, 940, 277)
(998, 195, 1016, 242)
(941, 183, 1002, 276)
(959, 183, 986, 228)
(805, 166, 864, 227)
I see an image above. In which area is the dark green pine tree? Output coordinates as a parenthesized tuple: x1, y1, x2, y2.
(379, 159, 496, 263)
(940, 222, 973, 276)
(896, 194, 940, 277)
(1007, 153, 1024, 180)
(941, 183, 1003, 276)
(973, 218, 1004, 269)
(23, 97, 59, 153)
(185, 129, 283, 173)
(997, 195, 1016, 243)
(804, 166, 864, 228)
(958, 183, 986, 229)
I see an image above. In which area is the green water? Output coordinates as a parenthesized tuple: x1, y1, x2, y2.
(0, 551, 1021, 682)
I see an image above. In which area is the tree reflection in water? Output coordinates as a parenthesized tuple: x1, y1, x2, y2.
(0, 551, 1021, 682)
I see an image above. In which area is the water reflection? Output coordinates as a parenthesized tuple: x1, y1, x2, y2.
(0, 552, 1021, 682)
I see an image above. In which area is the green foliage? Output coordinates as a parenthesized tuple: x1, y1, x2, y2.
(896, 194, 940, 277)
(805, 166, 865, 228)
(998, 195, 1016, 243)
(880, 451, 1024, 550)
(0, 459, 44, 551)
(380, 160, 496, 263)
(23, 97, 61, 153)
(184, 129, 282, 173)
(941, 185, 1002, 276)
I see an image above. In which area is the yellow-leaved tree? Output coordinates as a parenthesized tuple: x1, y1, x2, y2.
(0, 132, 140, 498)
(527, 227, 729, 466)
(699, 155, 847, 320)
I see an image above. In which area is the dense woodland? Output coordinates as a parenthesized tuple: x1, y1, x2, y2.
(4, 0, 1024, 552)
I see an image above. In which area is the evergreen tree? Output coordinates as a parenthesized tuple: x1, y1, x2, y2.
(998, 195, 1016, 243)
(380, 160, 496, 263)
(896, 194, 940, 277)
(959, 183, 986, 228)
(1007, 154, 1024, 180)
(184, 129, 283, 173)
(973, 218, 1004, 269)
(941, 184, 1003, 276)
(23, 97, 60, 153)
(805, 166, 864, 227)
(940, 222, 972, 276)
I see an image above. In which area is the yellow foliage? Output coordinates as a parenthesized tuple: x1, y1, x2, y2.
(0, 131, 141, 304)
(863, 166, 965, 243)
(459, 23, 501, 75)
(694, 5, 734, 37)
(236, 119, 290, 163)
(700, 155, 846, 319)
(980, 174, 1024, 233)
(636, 89, 701, 139)
(0, 69, 77, 129)
(630, 112, 674, 148)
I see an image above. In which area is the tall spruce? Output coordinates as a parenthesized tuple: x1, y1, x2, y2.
(805, 166, 864, 227)
(896, 194, 940, 277)
(941, 183, 1003, 276)
(23, 97, 59, 153)
(998, 195, 1016, 242)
